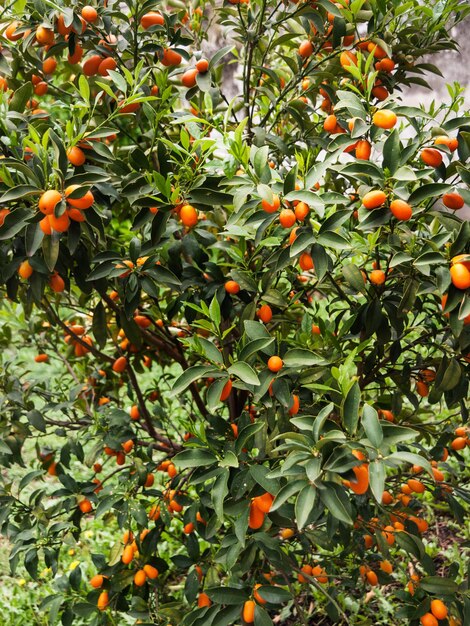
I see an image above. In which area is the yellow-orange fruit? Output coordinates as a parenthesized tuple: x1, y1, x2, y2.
(67, 146, 86, 166)
(36, 26, 54, 46)
(390, 199, 412, 220)
(450, 263, 470, 290)
(299, 252, 314, 271)
(420, 148, 442, 168)
(198, 592, 211, 607)
(257, 304, 272, 323)
(248, 501, 265, 529)
(323, 114, 337, 133)
(82, 54, 103, 77)
(340, 50, 357, 67)
(267, 355, 283, 372)
(225, 280, 240, 294)
(18, 260, 33, 279)
(420, 614, 438, 626)
(442, 192, 464, 210)
(97, 590, 109, 610)
(90, 574, 104, 588)
(134, 570, 147, 586)
(261, 194, 280, 213)
(242, 600, 255, 623)
(279, 208, 296, 228)
(220, 379, 233, 401)
(181, 68, 199, 88)
(430, 599, 448, 620)
(362, 190, 387, 209)
(369, 269, 386, 285)
(161, 49, 182, 67)
(298, 40, 314, 58)
(112, 356, 127, 373)
(180, 204, 198, 227)
(140, 11, 164, 28)
(356, 140, 371, 160)
(39, 190, 62, 215)
(65, 185, 94, 209)
(372, 109, 397, 129)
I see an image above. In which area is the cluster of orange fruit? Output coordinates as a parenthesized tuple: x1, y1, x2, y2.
(38, 186, 94, 234)
(64, 323, 94, 357)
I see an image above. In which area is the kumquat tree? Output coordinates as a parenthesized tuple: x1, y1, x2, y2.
(1, 0, 470, 624)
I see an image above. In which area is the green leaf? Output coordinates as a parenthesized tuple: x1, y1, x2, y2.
(42, 232, 60, 272)
(342, 264, 367, 293)
(0, 185, 39, 203)
(172, 365, 219, 395)
(368, 460, 385, 503)
(382, 129, 400, 174)
(228, 361, 260, 386)
(239, 337, 274, 362)
(420, 577, 458, 594)
(295, 485, 316, 530)
(26, 410, 46, 433)
(313, 403, 334, 442)
(212, 468, 229, 519)
(9, 83, 33, 113)
(254, 605, 274, 625)
(362, 404, 383, 448)
(385, 451, 433, 478)
(408, 183, 451, 204)
(92, 301, 107, 349)
(206, 586, 249, 604)
(256, 586, 291, 604)
(172, 449, 217, 469)
(283, 349, 325, 367)
(144, 265, 181, 289)
(342, 381, 360, 434)
(319, 482, 353, 525)
(437, 358, 461, 391)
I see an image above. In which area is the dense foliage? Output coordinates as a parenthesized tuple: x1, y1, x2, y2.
(0, 0, 470, 624)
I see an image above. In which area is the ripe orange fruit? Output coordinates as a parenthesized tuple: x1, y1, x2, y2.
(253, 583, 266, 604)
(65, 185, 94, 209)
(181, 68, 199, 88)
(50, 272, 65, 293)
(420, 148, 442, 168)
(288, 394, 300, 416)
(79, 498, 92, 513)
(323, 114, 337, 133)
(67, 146, 86, 167)
(225, 280, 240, 294)
(372, 85, 389, 101)
(298, 40, 314, 58)
(248, 502, 265, 529)
(279, 208, 296, 228)
(39, 190, 62, 215)
(5, 21, 22, 41)
(294, 201, 309, 221)
(97, 590, 109, 610)
(362, 190, 387, 209)
(299, 252, 314, 271)
(180, 204, 198, 227)
(347, 463, 369, 494)
(183, 522, 195, 534)
(434, 135, 458, 151)
(451, 437, 467, 451)
(420, 614, 438, 626)
(253, 492, 274, 513)
(98, 57, 117, 76)
(220, 379, 233, 401)
(196, 59, 209, 73)
(36, 25, 54, 46)
(298, 564, 313, 583)
(82, 5, 98, 22)
(340, 50, 357, 67)
(34, 354, 49, 363)
(442, 192, 464, 210)
(134, 570, 147, 586)
(261, 193, 280, 213)
(407, 479, 425, 494)
(112, 356, 127, 373)
(82, 54, 103, 77)
(257, 304, 272, 323)
(140, 11, 164, 28)
(42, 57, 57, 74)
(90, 574, 104, 588)
(18, 260, 33, 279)
(144, 473, 154, 487)
(197, 592, 211, 608)
(372, 109, 397, 129)
(267, 355, 283, 372)
(242, 600, 255, 623)
(143, 564, 159, 579)
(379, 560, 393, 574)
(161, 49, 182, 67)
(450, 263, 470, 290)
(369, 269, 386, 285)
(366, 570, 378, 586)
(416, 380, 429, 397)
(377, 58, 395, 72)
(68, 44, 84, 65)
(0, 208, 11, 226)
(49, 212, 70, 233)
(356, 140, 371, 160)
(390, 198, 412, 220)
(129, 405, 140, 420)
(122, 544, 135, 564)
(167, 463, 177, 478)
